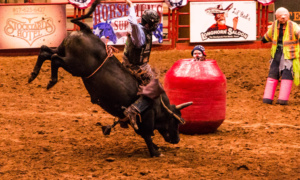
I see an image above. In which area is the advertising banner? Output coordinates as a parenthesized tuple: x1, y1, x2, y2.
(257, 0, 275, 6)
(190, 1, 256, 43)
(69, 0, 94, 9)
(165, 0, 187, 10)
(0, 5, 67, 49)
(93, 3, 163, 45)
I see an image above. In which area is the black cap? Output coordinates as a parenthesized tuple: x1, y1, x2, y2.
(191, 45, 206, 56)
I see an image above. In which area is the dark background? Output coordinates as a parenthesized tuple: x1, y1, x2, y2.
(275, 0, 300, 24)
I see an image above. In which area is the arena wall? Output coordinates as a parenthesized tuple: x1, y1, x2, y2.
(0, 0, 273, 56)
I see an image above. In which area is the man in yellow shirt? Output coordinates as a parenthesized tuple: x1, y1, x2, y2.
(262, 7, 300, 105)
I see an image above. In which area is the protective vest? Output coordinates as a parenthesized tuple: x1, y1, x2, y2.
(123, 29, 152, 66)
(264, 20, 300, 85)
(264, 20, 300, 60)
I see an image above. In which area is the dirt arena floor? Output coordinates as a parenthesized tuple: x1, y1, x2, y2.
(0, 48, 299, 179)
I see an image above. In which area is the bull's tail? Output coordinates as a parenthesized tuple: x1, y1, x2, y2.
(70, 0, 100, 32)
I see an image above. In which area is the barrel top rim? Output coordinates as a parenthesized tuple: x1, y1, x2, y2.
(179, 59, 216, 62)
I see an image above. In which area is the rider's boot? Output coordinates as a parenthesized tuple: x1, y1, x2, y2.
(123, 96, 152, 130)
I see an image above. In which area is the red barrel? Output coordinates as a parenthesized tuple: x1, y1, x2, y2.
(164, 59, 226, 134)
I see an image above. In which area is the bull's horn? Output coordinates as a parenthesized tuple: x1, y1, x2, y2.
(175, 102, 193, 110)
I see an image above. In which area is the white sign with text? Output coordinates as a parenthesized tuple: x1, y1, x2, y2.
(0, 5, 66, 49)
(190, 1, 256, 42)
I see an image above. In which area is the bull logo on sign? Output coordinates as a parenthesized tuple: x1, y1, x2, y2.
(93, 21, 117, 44)
(4, 17, 56, 46)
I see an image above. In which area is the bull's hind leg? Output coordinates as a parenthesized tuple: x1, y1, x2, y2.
(47, 54, 71, 89)
(28, 45, 57, 83)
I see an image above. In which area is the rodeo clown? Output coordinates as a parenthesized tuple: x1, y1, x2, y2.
(191, 45, 207, 61)
(262, 7, 300, 105)
(121, 0, 164, 129)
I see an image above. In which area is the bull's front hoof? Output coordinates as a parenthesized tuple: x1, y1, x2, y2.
(47, 80, 57, 89)
(153, 143, 159, 150)
(150, 150, 161, 157)
(28, 72, 37, 83)
(119, 121, 129, 129)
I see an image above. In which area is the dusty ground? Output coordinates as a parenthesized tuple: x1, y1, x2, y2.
(0, 48, 299, 179)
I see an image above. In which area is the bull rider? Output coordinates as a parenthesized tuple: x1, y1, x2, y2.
(121, 0, 164, 129)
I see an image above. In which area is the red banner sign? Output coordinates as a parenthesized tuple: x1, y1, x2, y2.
(69, 0, 94, 9)
(257, 0, 275, 6)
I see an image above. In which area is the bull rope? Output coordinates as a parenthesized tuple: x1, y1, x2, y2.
(160, 96, 185, 124)
(86, 38, 119, 79)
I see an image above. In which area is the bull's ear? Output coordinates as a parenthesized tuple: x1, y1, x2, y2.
(175, 102, 193, 110)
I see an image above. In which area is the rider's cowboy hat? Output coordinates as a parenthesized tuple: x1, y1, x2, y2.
(205, 3, 233, 15)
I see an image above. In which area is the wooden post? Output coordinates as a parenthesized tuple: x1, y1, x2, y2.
(265, 5, 269, 34)
(73, 7, 77, 31)
(82, 9, 85, 23)
(172, 9, 176, 49)
(176, 9, 179, 42)
(261, 5, 265, 37)
(257, 3, 261, 38)
(168, 8, 171, 41)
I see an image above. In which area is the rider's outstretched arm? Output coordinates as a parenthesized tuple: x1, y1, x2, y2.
(126, 0, 146, 48)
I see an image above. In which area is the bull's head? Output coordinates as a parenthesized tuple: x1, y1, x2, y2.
(157, 99, 193, 144)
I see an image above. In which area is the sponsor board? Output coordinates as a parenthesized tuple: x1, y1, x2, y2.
(190, 1, 256, 42)
(93, 3, 163, 45)
(165, 0, 187, 10)
(257, 0, 275, 6)
(69, 0, 94, 9)
(0, 5, 66, 49)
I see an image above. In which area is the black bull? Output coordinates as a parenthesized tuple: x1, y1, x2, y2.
(28, 0, 192, 157)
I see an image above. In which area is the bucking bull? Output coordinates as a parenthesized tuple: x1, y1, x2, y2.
(28, 0, 192, 157)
